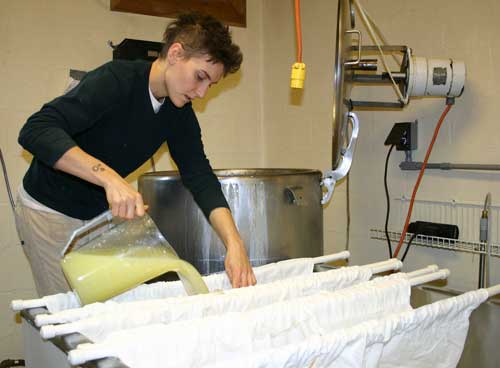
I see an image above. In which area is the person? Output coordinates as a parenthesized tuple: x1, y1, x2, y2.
(15, 12, 256, 297)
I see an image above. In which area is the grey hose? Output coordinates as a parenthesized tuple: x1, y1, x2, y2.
(0, 148, 16, 213)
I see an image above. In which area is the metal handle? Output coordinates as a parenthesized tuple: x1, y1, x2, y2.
(321, 112, 360, 205)
(60, 210, 113, 257)
(344, 29, 362, 66)
(285, 186, 305, 206)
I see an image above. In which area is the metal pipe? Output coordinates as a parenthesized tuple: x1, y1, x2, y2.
(0, 148, 16, 212)
(351, 72, 406, 83)
(349, 59, 378, 70)
(382, 72, 406, 80)
(400, 161, 500, 171)
(350, 100, 404, 108)
(483, 193, 492, 288)
(479, 249, 485, 288)
(351, 45, 408, 52)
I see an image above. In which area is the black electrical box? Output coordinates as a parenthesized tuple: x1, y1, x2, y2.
(384, 121, 418, 151)
(112, 39, 163, 62)
(408, 221, 459, 240)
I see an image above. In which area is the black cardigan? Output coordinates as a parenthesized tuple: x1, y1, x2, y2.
(18, 60, 228, 220)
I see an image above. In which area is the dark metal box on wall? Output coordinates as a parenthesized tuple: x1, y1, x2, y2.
(111, 39, 163, 62)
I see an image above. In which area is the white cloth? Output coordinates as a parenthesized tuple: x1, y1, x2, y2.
(44, 291, 81, 313)
(66, 273, 409, 367)
(32, 256, 316, 313)
(40, 265, 373, 340)
(114, 256, 316, 300)
(206, 289, 488, 368)
(369, 288, 488, 368)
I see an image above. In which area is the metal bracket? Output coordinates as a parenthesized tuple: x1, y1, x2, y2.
(322, 112, 360, 205)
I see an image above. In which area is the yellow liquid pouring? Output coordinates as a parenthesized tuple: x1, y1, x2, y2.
(61, 246, 209, 305)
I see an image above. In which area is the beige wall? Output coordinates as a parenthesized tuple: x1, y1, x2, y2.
(1, 0, 499, 361)
(0, 0, 263, 359)
(261, 0, 342, 254)
(261, 0, 500, 292)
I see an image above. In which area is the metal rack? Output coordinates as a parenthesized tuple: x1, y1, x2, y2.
(370, 229, 500, 257)
(20, 307, 128, 368)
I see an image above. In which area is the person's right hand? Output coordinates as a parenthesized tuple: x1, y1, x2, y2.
(102, 174, 145, 219)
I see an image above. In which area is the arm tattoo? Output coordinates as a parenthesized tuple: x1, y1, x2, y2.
(92, 163, 105, 172)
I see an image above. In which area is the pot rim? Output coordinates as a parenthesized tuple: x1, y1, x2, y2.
(141, 168, 323, 179)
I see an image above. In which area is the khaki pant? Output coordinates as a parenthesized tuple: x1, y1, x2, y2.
(14, 197, 113, 298)
(14, 199, 85, 297)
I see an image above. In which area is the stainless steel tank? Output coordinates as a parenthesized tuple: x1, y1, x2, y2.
(139, 169, 323, 275)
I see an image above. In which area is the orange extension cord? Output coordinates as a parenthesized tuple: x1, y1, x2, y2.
(393, 103, 453, 258)
(294, 0, 302, 62)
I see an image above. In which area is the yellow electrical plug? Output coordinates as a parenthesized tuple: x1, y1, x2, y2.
(290, 62, 306, 89)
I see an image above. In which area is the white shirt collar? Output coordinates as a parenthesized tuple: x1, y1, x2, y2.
(148, 86, 165, 114)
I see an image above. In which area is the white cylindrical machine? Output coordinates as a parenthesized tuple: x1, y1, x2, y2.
(407, 57, 466, 98)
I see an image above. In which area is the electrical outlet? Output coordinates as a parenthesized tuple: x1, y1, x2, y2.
(384, 120, 418, 151)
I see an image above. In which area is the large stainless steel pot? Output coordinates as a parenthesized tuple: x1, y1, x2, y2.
(139, 169, 323, 275)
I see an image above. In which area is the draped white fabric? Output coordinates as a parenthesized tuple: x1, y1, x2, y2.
(39, 265, 373, 340)
(67, 273, 411, 367)
(43, 291, 81, 313)
(39, 256, 316, 313)
(206, 289, 488, 368)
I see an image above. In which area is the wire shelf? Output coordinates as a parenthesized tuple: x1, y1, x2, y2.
(370, 229, 500, 257)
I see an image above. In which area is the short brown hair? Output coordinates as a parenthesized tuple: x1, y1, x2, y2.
(161, 12, 242, 76)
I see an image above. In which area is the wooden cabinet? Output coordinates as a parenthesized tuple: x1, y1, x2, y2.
(110, 0, 246, 27)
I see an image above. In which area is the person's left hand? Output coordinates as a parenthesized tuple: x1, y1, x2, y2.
(208, 207, 256, 288)
(224, 239, 256, 288)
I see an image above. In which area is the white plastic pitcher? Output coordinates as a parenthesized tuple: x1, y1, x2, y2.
(60, 210, 208, 305)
